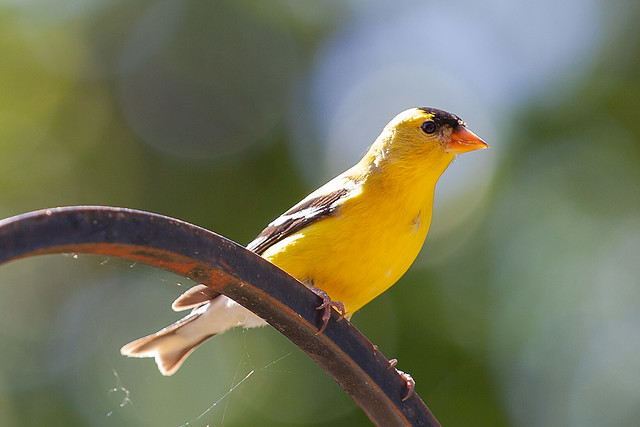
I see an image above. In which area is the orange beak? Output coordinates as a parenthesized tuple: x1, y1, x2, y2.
(445, 126, 489, 154)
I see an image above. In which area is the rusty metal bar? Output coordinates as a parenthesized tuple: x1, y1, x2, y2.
(0, 206, 440, 426)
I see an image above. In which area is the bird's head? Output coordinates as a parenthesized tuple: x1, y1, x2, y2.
(391, 107, 488, 154)
(363, 107, 488, 175)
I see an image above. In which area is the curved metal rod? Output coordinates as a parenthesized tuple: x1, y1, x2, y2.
(0, 206, 440, 426)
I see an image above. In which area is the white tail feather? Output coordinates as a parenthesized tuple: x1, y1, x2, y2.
(120, 295, 266, 375)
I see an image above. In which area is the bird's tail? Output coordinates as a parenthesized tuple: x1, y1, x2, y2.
(120, 290, 266, 375)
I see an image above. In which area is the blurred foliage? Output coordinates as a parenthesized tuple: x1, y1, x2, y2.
(1, 0, 640, 426)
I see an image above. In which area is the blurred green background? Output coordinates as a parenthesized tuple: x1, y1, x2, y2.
(1, 0, 640, 425)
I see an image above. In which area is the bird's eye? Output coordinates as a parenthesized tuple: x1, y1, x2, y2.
(421, 121, 436, 134)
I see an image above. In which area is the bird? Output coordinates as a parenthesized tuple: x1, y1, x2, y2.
(120, 107, 488, 376)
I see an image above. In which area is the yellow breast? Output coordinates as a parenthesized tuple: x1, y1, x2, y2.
(261, 179, 436, 315)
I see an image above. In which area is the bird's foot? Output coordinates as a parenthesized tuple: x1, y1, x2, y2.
(387, 359, 415, 401)
(310, 286, 346, 335)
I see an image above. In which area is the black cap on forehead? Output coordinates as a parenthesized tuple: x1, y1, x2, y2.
(418, 107, 466, 128)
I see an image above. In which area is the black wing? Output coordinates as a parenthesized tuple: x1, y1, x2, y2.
(247, 187, 349, 255)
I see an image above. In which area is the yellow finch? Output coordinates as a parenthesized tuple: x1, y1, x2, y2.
(121, 107, 488, 375)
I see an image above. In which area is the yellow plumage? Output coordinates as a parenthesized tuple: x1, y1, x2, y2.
(121, 107, 487, 375)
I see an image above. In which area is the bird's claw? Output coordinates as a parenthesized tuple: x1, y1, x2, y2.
(397, 369, 415, 401)
(311, 287, 345, 335)
(387, 359, 414, 401)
